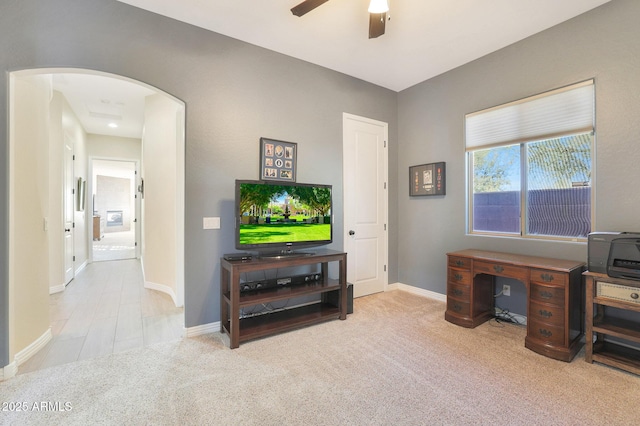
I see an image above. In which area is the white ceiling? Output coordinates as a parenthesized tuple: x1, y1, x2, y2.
(54, 0, 612, 139)
(52, 73, 156, 139)
(117, 0, 611, 92)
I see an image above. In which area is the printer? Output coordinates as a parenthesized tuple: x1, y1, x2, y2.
(588, 232, 640, 280)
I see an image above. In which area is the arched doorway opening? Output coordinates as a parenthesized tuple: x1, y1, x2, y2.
(7, 68, 185, 375)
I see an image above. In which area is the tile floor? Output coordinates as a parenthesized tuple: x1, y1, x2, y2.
(19, 259, 184, 374)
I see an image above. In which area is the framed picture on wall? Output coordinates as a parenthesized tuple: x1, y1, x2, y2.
(409, 162, 446, 196)
(260, 137, 297, 182)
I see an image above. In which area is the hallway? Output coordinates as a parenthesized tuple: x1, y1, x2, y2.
(19, 259, 183, 374)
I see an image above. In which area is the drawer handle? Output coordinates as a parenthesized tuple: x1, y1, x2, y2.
(540, 290, 553, 299)
(455, 260, 465, 267)
(454, 273, 463, 281)
(453, 303, 462, 312)
(632, 293, 639, 300)
(539, 309, 553, 319)
(540, 273, 554, 282)
(493, 265, 504, 273)
(539, 329, 553, 338)
(453, 289, 463, 296)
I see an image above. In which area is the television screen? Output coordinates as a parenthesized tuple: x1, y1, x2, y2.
(235, 180, 332, 252)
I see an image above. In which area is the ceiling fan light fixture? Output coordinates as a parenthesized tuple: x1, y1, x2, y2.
(368, 0, 389, 14)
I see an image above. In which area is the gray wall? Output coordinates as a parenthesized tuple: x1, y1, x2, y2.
(0, 0, 398, 366)
(397, 0, 640, 297)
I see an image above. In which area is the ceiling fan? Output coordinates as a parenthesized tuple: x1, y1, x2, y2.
(291, 0, 389, 39)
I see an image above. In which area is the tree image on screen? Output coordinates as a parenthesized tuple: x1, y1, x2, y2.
(239, 183, 331, 246)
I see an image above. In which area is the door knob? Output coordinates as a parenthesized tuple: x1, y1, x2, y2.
(349, 230, 355, 235)
(65, 228, 71, 232)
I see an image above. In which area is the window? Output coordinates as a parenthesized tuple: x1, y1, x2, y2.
(466, 81, 594, 240)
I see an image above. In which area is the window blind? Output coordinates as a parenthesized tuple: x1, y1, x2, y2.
(465, 80, 594, 151)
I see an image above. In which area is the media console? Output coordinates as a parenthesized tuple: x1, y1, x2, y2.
(220, 249, 347, 349)
(446, 249, 585, 362)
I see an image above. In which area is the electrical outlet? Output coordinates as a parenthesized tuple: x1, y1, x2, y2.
(503, 284, 511, 296)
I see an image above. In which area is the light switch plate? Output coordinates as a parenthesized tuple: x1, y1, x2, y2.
(203, 217, 220, 230)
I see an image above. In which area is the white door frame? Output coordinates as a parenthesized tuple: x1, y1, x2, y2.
(88, 157, 141, 262)
(342, 112, 389, 297)
(63, 133, 75, 285)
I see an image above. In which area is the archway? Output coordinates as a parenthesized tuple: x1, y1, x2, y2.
(6, 68, 185, 376)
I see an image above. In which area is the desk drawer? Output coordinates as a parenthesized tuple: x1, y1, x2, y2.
(447, 282, 470, 300)
(528, 319, 564, 345)
(529, 300, 564, 327)
(447, 269, 471, 285)
(530, 282, 565, 306)
(474, 261, 527, 281)
(448, 256, 471, 270)
(446, 298, 470, 317)
(530, 268, 567, 286)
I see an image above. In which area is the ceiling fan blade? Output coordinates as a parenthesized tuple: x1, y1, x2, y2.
(291, 0, 330, 17)
(369, 12, 386, 39)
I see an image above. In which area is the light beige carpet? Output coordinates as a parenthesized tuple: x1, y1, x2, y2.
(2, 290, 638, 425)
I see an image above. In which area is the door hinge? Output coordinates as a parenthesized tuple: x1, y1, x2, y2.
(73, 222, 75, 228)
(73, 255, 76, 262)
(384, 140, 387, 148)
(72, 155, 75, 161)
(384, 182, 387, 189)
(384, 265, 387, 272)
(135, 242, 138, 247)
(134, 218, 137, 223)
(384, 224, 387, 231)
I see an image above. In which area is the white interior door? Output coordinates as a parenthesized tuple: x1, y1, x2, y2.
(63, 136, 74, 285)
(343, 113, 388, 298)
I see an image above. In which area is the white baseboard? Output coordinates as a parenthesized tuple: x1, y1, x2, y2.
(51, 259, 87, 295)
(391, 282, 446, 303)
(1, 361, 18, 381)
(15, 328, 52, 367)
(185, 321, 221, 338)
(386, 282, 399, 291)
(2, 328, 52, 380)
(144, 281, 179, 307)
(75, 259, 88, 275)
(49, 283, 65, 294)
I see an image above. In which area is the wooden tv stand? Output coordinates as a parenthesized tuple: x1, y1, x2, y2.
(220, 249, 347, 349)
(445, 249, 585, 361)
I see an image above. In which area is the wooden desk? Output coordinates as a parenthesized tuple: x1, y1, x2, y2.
(446, 249, 585, 362)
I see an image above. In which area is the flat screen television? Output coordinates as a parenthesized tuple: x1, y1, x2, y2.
(235, 179, 332, 255)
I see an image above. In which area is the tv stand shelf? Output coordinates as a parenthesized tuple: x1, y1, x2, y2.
(223, 279, 341, 307)
(220, 249, 347, 348)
